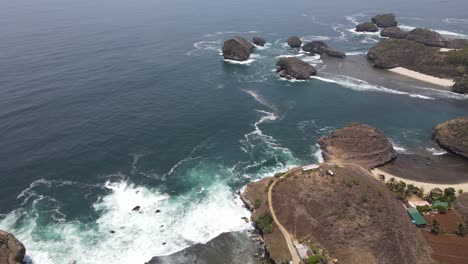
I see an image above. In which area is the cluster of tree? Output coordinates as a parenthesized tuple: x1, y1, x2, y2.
(386, 178, 423, 200)
(425, 187, 456, 204)
(430, 219, 440, 234)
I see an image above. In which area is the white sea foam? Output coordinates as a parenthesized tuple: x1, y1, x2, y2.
(345, 51, 367, 56)
(187, 40, 222, 56)
(0, 180, 252, 264)
(312, 74, 435, 100)
(426, 147, 448, 156)
(391, 142, 411, 154)
(224, 58, 256, 65)
(442, 18, 468, 25)
(347, 28, 381, 36)
(312, 145, 324, 163)
(301, 35, 332, 42)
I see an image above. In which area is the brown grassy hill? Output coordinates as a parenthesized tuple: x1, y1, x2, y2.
(247, 164, 434, 264)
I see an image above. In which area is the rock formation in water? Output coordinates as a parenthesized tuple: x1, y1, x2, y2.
(371, 13, 398, 28)
(302, 41, 345, 58)
(286, 36, 302, 48)
(406, 28, 447, 47)
(276, 57, 317, 79)
(0, 230, 26, 264)
(355, 22, 378, 32)
(252, 37, 266, 46)
(453, 77, 468, 94)
(222, 36, 254, 61)
(380, 27, 408, 39)
(433, 117, 468, 159)
(318, 123, 397, 168)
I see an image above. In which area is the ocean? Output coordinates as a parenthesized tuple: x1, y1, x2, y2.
(0, 0, 467, 263)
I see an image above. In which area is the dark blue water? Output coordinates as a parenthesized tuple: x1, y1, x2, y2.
(1, 0, 467, 263)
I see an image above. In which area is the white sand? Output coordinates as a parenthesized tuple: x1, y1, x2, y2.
(440, 48, 455, 52)
(372, 168, 468, 194)
(388, 67, 455, 87)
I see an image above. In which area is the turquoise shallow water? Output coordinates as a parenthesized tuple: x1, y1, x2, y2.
(0, 0, 467, 263)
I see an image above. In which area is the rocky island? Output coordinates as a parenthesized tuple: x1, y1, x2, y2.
(222, 36, 255, 61)
(433, 117, 468, 159)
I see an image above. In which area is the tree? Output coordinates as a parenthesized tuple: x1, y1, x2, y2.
(436, 205, 447, 214)
(457, 223, 466, 236)
(431, 219, 440, 234)
(308, 254, 323, 264)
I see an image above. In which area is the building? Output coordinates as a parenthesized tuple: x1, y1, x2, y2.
(302, 164, 320, 172)
(407, 207, 426, 227)
(408, 201, 431, 208)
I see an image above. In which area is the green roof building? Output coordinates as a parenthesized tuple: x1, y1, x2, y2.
(407, 207, 426, 227)
(433, 200, 449, 209)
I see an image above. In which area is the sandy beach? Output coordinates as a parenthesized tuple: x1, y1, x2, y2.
(388, 67, 455, 87)
(371, 168, 468, 193)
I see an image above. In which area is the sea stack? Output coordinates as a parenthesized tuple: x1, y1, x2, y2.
(380, 27, 408, 39)
(222, 37, 254, 61)
(371, 14, 398, 28)
(252, 37, 266, 46)
(0, 230, 26, 264)
(406, 28, 447, 47)
(318, 123, 397, 168)
(287, 36, 302, 48)
(433, 117, 468, 159)
(276, 57, 316, 79)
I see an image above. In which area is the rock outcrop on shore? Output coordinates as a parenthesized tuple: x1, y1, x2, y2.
(276, 57, 317, 79)
(252, 37, 266, 46)
(453, 76, 468, 94)
(302, 41, 345, 58)
(433, 117, 468, 159)
(286, 36, 302, 48)
(0, 230, 25, 264)
(318, 123, 396, 168)
(371, 13, 398, 28)
(380, 27, 407, 39)
(145, 231, 267, 264)
(222, 37, 254, 61)
(355, 22, 378, 32)
(406, 28, 447, 47)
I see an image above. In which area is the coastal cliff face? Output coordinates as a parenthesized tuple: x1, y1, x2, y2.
(433, 117, 468, 159)
(318, 124, 396, 169)
(0, 230, 26, 264)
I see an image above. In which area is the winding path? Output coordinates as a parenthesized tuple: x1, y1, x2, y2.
(267, 169, 301, 264)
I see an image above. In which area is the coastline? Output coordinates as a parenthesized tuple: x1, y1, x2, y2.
(388, 67, 455, 87)
(371, 168, 468, 193)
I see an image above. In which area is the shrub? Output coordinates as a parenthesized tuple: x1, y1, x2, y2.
(417, 205, 431, 214)
(254, 198, 262, 209)
(445, 48, 468, 66)
(308, 254, 323, 264)
(352, 177, 360, 185)
(457, 223, 466, 236)
(431, 219, 440, 234)
(436, 205, 447, 214)
(257, 212, 273, 234)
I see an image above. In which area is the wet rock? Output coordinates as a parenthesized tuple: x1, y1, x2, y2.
(302, 41, 328, 54)
(406, 28, 447, 47)
(110, 230, 115, 234)
(356, 22, 378, 32)
(132, 206, 141, 212)
(287, 36, 302, 48)
(433, 117, 468, 159)
(0, 230, 26, 264)
(326, 48, 346, 58)
(155, 209, 161, 213)
(276, 57, 317, 79)
(371, 14, 398, 28)
(252, 37, 266, 46)
(380, 27, 407, 39)
(222, 37, 254, 61)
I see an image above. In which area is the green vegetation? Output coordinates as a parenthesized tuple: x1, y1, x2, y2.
(435, 205, 447, 214)
(386, 178, 410, 200)
(416, 205, 431, 214)
(257, 212, 273, 234)
(445, 48, 468, 67)
(254, 198, 262, 209)
(307, 254, 323, 264)
(352, 177, 360, 186)
(274, 172, 285, 178)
